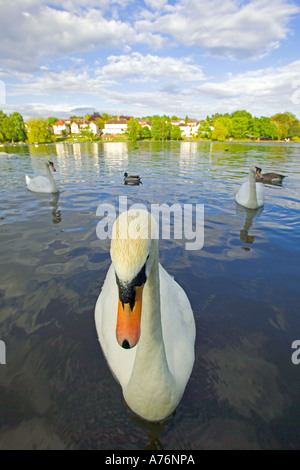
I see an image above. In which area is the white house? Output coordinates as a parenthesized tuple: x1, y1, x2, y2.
(71, 121, 80, 134)
(104, 118, 128, 135)
(53, 120, 70, 135)
(177, 120, 200, 138)
(89, 121, 99, 135)
(70, 119, 99, 135)
(70, 119, 90, 134)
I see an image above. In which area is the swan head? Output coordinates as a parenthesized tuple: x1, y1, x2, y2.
(48, 160, 56, 172)
(250, 164, 263, 179)
(110, 209, 158, 350)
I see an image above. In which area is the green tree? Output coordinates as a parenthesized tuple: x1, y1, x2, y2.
(140, 126, 152, 139)
(211, 121, 228, 141)
(231, 110, 252, 138)
(161, 115, 171, 141)
(9, 112, 27, 141)
(271, 112, 293, 139)
(26, 117, 52, 143)
(94, 117, 105, 130)
(0, 110, 7, 126)
(47, 117, 59, 125)
(151, 115, 162, 140)
(258, 116, 279, 139)
(0, 112, 27, 142)
(248, 116, 261, 138)
(218, 116, 233, 137)
(171, 124, 182, 140)
(288, 124, 300, 138)
(1, 116, 14, 142)
(197, 120, 212, 139)
(127, 117, 140, 142)
(102, 113, 110, 122)
(0, 111, 7, 141)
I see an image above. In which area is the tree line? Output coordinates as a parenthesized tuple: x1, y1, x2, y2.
(1, 109, 300, 144)
(206, 110, 300, 141)
(128, 111, 300, 142)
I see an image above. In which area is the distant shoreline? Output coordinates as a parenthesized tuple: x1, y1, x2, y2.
(0, 137, 298, 147)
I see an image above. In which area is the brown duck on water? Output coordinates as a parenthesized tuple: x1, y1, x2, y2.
(256, 172, 287, 184)
(123, 172, 142, 185)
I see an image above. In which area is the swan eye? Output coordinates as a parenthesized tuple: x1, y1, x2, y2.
(115, 261, 147, 309)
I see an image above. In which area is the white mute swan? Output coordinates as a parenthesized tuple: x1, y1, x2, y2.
(235, 164, 264, 209)
(95, 209, 196, 422)
(25, 160, 58, 193)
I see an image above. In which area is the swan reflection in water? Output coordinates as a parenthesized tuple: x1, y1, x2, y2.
(50, 192, 62, 224)
(130, 411, 175, 450)
(237, 206, 264, 246)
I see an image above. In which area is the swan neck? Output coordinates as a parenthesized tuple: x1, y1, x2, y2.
(137, 251, 166, 357)
(248, 169, 257, 207)
(124, 246, 175, 420)
(45, 163, 57, 192)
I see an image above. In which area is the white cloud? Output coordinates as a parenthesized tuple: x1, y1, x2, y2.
(0, 0, 298, 75)
(144, 0, 168, 9)
(8, 69, 112, 96)
(0, 3, 139, 71)
(1, 0, 300, 120)
(6, 52, 205, 98)
(96, 52, 206, 82)
(1, 102, 80, 121)
(5, 59, 300, 120)
(191, 60, 300, 116)
(136, 0, 300, 60)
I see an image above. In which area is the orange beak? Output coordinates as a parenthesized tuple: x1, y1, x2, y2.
(116, 284, 144, 349)
(256, 169, 263, 179)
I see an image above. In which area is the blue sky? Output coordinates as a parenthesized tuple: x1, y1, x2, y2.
(1, 0, 300, 121)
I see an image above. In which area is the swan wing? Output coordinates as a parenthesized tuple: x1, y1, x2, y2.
(159, 264, 196, 389)
(235, 182, 249, 206)
(255, 182, 264, 207)
(26, 175, 53, 193)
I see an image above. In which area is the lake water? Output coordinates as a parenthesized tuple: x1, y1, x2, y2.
(0, 140, 300, 450)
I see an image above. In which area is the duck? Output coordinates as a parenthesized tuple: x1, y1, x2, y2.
(25, 160, 59, 193)
(255, 172, 286, 184)
(123, 172, 142, 185)
(95, 209, 196, 422)
(235, 164, 264, 209)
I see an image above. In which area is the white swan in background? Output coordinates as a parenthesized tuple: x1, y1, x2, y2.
(235, 164, 264, 209)
(25, 160, 58, 193)
(95, 209, 196, 422)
